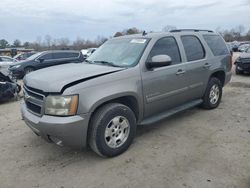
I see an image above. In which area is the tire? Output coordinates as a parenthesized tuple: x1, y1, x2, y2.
(24, 67, 34, 75)
(235, 66, 243, 75)
(201, 77, 222, 109)
(89, 103, 136, 157)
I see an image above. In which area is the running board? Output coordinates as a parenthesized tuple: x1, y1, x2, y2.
(140, 99, 203, 125)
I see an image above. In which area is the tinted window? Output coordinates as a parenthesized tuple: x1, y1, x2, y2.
(148, 37, 181, 64)
(53, 52, 79, 59)
(203, 35, 229, 56)
(40, 53, 53, 60)
(246, 47, 250, 53)
(181, 36, 205, 61)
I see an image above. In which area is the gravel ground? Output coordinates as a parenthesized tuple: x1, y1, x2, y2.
(0, 64, 250, 188)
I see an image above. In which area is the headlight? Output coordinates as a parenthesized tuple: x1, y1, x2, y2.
(235, 57, 241, 62)
(45, 95, 78, 116)
(11, 65, 21, 69)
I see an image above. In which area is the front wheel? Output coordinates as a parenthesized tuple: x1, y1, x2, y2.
(89, 103, 136, 157)
(201, 77, 222, 109)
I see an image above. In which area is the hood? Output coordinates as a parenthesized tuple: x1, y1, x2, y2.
(24, 63, 124, 93)
(239, 52, 250, 59)
(10, 59, 31, 67)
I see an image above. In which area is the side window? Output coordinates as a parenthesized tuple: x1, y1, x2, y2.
(148, 37, 181, 65)
(53, 52, 68, 59)
(181, 36, 205, 61)
(40, 53, 53, 61)
(203, 35, 229, 56)
(247, 47, 250, 53)
(66, 52, 79, 58)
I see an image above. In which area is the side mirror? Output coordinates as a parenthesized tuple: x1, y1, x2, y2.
(146, 55, 172, 69)
(38, 58, 44, 63)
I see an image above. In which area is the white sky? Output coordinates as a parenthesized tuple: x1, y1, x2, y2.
(1, 0, 250, 42)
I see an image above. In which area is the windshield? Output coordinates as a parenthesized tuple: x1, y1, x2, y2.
(87, 38, 149, 67)
(26, 52, 43, 61)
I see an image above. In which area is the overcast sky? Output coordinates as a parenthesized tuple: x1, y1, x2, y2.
(1, 0, 250, 42)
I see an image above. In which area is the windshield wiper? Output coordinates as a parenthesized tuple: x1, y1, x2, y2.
(93, 61, 121, 67)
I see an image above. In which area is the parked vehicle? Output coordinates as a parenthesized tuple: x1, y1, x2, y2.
(0, 56, 17, 74)
(238, 44, 250, 52)
(235, 47, 250, 74)
(9, 50, 84, 79)
(81, 48, 97, 59)
(21, 29, 232, 157)
(0, 71, 21, 102)
(86, 48, 97, 57)
(13, 52, 36, 61)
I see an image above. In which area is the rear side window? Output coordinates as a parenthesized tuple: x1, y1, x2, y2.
(53, 52, 79, 59)
(181, 36, 205, 61)
(203, 35, 229, 56)
(41, 53, 53, 60)
(148, 37, 181, 64)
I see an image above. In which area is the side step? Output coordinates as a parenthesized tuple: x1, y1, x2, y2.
(140, 99, 203, 125)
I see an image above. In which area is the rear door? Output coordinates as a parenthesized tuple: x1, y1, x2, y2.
(141, 36, 190, 118)
(179, 35, 210, 100)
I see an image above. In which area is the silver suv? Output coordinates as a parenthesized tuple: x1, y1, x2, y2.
(21, 29, 232, 157)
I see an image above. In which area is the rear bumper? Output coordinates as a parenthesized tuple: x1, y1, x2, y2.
(21, 102, 90, 149)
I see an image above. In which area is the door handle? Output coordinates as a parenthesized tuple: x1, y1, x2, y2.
(176, 69, 186, 75)
(203, 63, 211, 68)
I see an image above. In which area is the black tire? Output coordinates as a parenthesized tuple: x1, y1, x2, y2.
(201, 77, 222, 109)
(235, 65, 243, 75)
(89, 103, 136, 157)
(24, 67, 34, 75)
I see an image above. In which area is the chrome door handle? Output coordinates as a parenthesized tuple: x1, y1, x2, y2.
(176, 69, 186, 75)
(203, 63, 211, 68)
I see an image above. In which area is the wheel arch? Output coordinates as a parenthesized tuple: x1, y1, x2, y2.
(209, 70, 226, 86)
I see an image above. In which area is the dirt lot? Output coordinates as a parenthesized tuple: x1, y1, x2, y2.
(0, 66, 250, 188)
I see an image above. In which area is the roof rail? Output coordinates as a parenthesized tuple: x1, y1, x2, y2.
(169, 29, 214, 33)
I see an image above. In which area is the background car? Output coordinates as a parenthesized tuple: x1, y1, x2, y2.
(0, 56, 17, 74)
(13, 52, 37, 61)
(9, 50, 84, 79)
(238, 44, 250, 52)
(234, 47, 250, 74)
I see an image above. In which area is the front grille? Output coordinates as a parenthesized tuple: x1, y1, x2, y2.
(243, 64, 250, 69)
(26, 101, 42, 114)
(242, 58, 250, 63)
(23, 85, 45, 116)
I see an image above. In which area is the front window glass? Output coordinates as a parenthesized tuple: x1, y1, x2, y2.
(26, 52, 43, 60)
(88, 38, 149, 67)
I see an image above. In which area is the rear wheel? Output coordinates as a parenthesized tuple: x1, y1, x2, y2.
(202, 77, 222, 109)
(89, 103, 136, 157)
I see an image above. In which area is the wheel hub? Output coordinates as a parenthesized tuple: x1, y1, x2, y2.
(104, 116, 130, 148)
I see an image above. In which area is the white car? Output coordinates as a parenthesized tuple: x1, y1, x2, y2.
(0, 56, 17, 74)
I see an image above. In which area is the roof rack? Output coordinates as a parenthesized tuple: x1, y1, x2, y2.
(169, 29, 214, 33)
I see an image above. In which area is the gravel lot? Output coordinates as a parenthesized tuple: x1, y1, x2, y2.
(0, 63, 250, 188)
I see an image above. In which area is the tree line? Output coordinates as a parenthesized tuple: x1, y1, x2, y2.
(0, 25, 249, 51)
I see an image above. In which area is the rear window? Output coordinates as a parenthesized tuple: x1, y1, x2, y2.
(203, 35, 229, 56)
(181, 36, 205, 61)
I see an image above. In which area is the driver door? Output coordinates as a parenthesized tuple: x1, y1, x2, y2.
(141, 37, 189, 118)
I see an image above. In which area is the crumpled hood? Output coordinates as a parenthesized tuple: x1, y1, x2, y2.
(24, 63, 124, 93)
